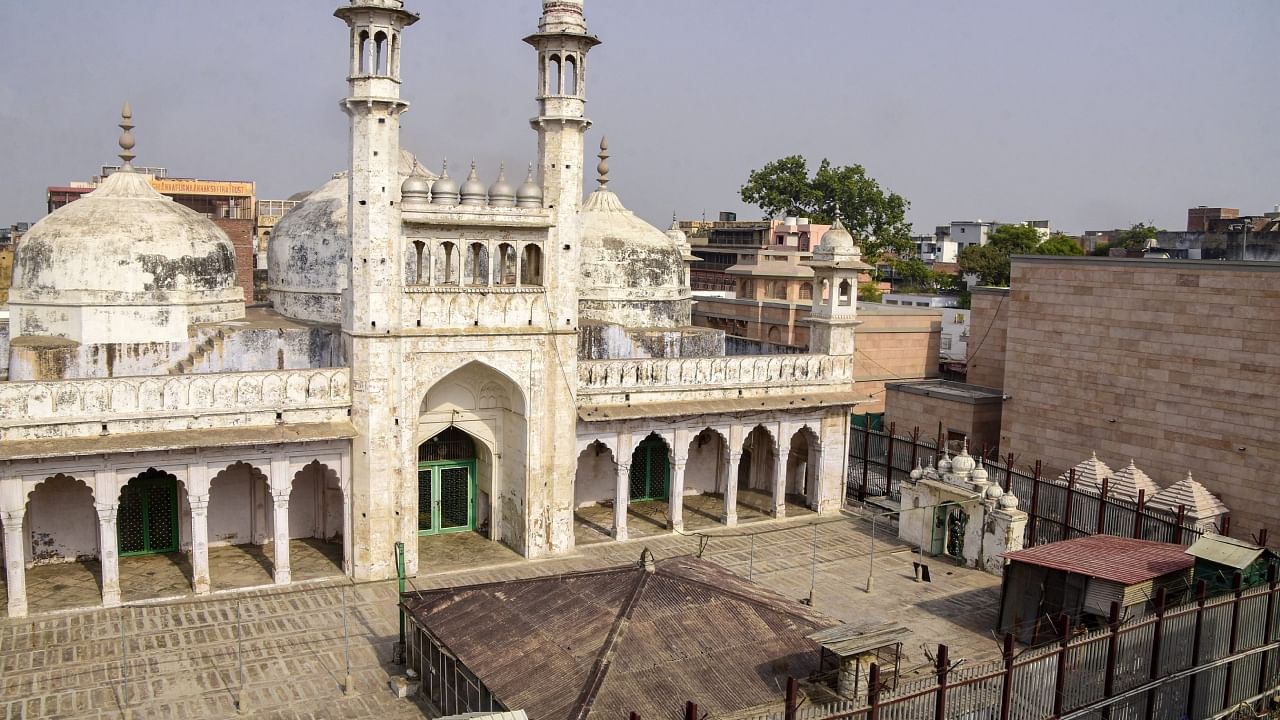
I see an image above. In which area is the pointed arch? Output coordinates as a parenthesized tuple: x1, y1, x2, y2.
(575, 440, 616, 508)
(686, 428, 728, 496)
(548, 54, 562, 95)
(564, 55, 578, 95)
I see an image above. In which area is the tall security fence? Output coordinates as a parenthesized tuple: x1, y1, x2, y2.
(845, 424, 1253, 551)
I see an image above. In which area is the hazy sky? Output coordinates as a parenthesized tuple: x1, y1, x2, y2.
(2, 1, 1276, 235)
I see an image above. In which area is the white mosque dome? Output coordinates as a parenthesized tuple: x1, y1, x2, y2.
(9, 104, 244, 345)
(267, 149, 434, 323)
(577, 138, 691, 328)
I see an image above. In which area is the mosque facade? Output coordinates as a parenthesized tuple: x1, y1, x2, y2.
(0, 0, 866, 617)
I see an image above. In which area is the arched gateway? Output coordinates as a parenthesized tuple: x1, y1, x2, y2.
(417, 427, 478, 535)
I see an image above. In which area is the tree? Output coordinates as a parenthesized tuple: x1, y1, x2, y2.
(958, 243, 1011, 286)
(1090, 242, 1112, 257)
(987, 224, 1041, 255)
(1035, 233, 1085, 256)
(740, 155, 913, 260)
(1113, 222, 1158, 250)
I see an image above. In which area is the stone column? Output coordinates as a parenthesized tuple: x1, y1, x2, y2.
(613, 462, 630, 542)
(772, 440, 787, 518)
(94, 502, 122, 607)
(1, 509, 28, 618)
(981, 501, 1028, 577)
(341, 449, 354, 577)
(271, 492, 292, 585)
(189, 495, 211, 595)
(668, 458, 686, 532)
(723, 453, 741, 526)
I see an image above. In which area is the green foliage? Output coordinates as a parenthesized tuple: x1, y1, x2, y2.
(958, 243, 1011, 287)
(740, 155, 913, 261)
(857, 283, 884, 303)
(1114, 222, 1158, 250)
(1090, 242, 1112, 257)
(987, 224, 1041, 255)
(890, 257, 962, 294)
(1035, 233, 1085, 256)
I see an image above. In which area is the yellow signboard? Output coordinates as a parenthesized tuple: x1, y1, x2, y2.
(149, 178, 255, 197)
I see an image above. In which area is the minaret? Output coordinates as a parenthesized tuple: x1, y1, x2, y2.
(335, 0, 418, 334)
(334, 0, 418, 581)
(525, 0, 599, 327)
(805, 216, 873, 356)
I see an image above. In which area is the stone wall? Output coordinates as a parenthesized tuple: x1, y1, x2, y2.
(998, 257, 1280, 540)
(854, 306, 943, 414)
(884, 382, 1003, 452)
(965, 288, 1009, 389)
(212, 218, 256, 302)
(578, 322, 724, 360)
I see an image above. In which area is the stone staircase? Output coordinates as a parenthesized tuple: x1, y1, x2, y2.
(166, 329, 226, 375)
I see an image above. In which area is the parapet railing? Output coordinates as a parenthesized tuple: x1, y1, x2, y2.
(578, 354, 853, 394)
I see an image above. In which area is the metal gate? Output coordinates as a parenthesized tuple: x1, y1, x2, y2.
(417, 461, 475, 535)
(629, 436, 670, 501)
(118, 472, 179, 556)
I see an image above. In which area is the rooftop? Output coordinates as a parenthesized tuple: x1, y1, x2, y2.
(1004, 535, 1194, 585)
(885, 379, 1003, 404)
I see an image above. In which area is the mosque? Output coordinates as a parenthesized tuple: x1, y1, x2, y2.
(0, 0, 867, 617)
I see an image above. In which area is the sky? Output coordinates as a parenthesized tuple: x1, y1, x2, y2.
(1, 1, 1277, 236)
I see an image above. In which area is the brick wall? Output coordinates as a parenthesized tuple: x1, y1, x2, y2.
(213, 218, 254, 302)
(998, 257, 1280, 540)
(884, 385, 1002, 453)
(966, 287, 1009, 389)
(854, 307, 942, 414)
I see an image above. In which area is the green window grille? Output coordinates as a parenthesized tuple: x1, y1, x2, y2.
(118, 472, 179, 556)
(629, 436, 670, 502)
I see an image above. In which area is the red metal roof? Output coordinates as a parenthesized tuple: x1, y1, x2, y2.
(1004, 535, 1194, 585)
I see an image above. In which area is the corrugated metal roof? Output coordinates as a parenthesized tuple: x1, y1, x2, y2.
(402, 556, 834, 720)
(806, 622, 912, 658)
(1004, 536, 1194, 585)
(1185, 535, 1265, 569)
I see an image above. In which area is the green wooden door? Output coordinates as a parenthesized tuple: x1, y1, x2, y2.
(629, 436, 670, 502)
(417, 461, 475, 536)
(118, 473, 179, 556)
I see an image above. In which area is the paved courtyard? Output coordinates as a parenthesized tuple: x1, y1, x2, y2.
(0, 508, 1003, 719)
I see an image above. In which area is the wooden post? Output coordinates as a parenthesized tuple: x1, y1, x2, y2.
(1173, 505, 1186, 544)
(1185, 580, 1208, 720)
(1063, 469, 1076, 541)
(1133, 489, 1146, 539)
(1221, 515, 1231, 538)
(784, 676, 797, 720)
(999, 633, 1015, 720)
(1222, 572, 1244, 708)
(868, 663, 882, 720)
(1259, 528, 1269, 547)
(1258, 565, 1278, 698)
(1143, 587, 1168, 720)
(1102, 601, 1122, 719)
(1096, 477, 1110, 535)
(933, 644, 949, 720)
(1053, 614, 1072, 718)
(860, 425, 871, 502)
(1028, 461, 1042, 544)
(684, 702, 698, 720)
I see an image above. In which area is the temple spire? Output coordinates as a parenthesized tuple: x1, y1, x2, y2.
(596, 136, 610, 189)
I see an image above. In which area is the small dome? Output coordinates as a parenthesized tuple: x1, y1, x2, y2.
(985, 483, 1004, 500)
(460, 161, 487, 206)
(431, 160, 460, 205)
(971, 459, 989, 483)
(999, 493, 1019, 510)
(937, 450, 953, 475)
(666, 214, 688, 245)
(401, 175, 431, 195)
(818, 216, 856, 250)
(488, 164, 516, 208)
(516, 164, 543, 208)
(952, 441, 977, 476)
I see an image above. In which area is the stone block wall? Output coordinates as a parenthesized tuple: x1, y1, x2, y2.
(998, 257, 1280, 541)
(854, 307, 942, 414)
(884, 382, 1002, 452)
(965, 287, 1009, 389)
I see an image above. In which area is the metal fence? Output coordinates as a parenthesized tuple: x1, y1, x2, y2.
(846, 424, 1238, 550)
(723, 571, 1280, 720)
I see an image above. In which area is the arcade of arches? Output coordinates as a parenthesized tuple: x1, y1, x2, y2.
(574, 417, 830, 542)
(0, 441, 351, 618)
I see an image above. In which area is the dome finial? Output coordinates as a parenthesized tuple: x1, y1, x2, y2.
(118, 101, 136, 170)
(597, 136, 610, 189)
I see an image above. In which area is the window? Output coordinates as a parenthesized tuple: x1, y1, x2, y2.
(799, 283, 813, 300)
(941, 336, 952, 350)
(548, 55, 562, 95)
(838, 279, 852, 306)
(374, 31, 389, 75)
(953, 312, 965, 324)
(520, 244, 543, 286)
(564, 56, 578, 95)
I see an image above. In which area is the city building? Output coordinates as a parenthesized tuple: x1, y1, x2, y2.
(1187, 206, 1239, 232)
(0, 0, 866, 620)
(687, 216, 829, 291)
(886, 255, 1280, 542)
(914, 219, 1051, 265)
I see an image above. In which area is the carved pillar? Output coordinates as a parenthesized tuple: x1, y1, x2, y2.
(189, 495, 211, 595)
(669, 458, 687, 532)
(724, 453, 741, 526)
(614, 462, 630, 542)
(271, 492, 291, 585)
(341, 449, 354, 577)
(94, 502, 122, 607)
(772, 440, 787, 518)
(1, 509, 28, 618)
